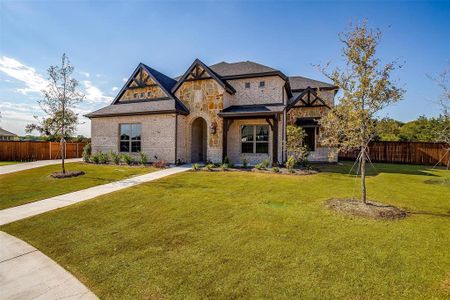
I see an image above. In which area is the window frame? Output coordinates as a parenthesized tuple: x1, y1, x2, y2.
(240, 125, 269, 154)
(259, 81, 265, 88)
(245, 82, 251, 89)
(119, 123, 142, 153)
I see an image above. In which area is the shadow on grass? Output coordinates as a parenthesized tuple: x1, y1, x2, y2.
(407, 210, 450, 218)
(315, 161, 443, 177)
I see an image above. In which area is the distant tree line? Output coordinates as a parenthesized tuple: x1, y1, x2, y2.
(374, 115, 450, 142)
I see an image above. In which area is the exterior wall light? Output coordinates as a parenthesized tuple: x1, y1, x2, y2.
(210, 121, 217, 134)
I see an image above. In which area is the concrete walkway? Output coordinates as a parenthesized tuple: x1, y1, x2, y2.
(0, 165, 191, 226)
(0, 231, 98, 300)
(0, 158, 82, 175)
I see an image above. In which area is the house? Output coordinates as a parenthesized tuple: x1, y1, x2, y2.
(85, 59, 338, 165)
(0, 128, 18, 141)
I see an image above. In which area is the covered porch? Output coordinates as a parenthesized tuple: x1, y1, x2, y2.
(219, 105, 284, 165)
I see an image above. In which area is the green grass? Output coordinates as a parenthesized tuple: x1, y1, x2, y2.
(0, 162, 155, 209)
(2, 163, 450, 299)
(0, 161, 22, 166)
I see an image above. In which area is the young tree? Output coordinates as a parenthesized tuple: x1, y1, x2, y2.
(286, 125, 309, 165)
(428, 64, 450, 169)
(28, 54, 84, 173)
(319, 21, 404, 203)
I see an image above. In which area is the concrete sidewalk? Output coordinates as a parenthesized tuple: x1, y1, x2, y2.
(0, 158, 82, 175)
(0, 231, 98, 300)
(0, 165, 191, 226)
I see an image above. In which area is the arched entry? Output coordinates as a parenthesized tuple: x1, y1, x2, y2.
(191, 117, 207, 162)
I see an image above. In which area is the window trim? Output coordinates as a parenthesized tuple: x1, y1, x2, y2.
(119, 123, 142, 153)
(240, 125, 269, 154)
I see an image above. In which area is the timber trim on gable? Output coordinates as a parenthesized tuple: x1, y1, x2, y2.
(287, 87, 331, 110)
(171, 59, 236, 95)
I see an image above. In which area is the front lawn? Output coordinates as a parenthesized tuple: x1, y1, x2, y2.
(0, 162, 155, 209)
(2, 163, 449, 299)
(0, 161, 21, 166)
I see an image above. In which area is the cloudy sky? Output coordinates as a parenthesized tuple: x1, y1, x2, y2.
(0, 0, 449, 137)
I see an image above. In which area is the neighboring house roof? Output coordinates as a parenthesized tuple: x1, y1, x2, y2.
(0, 128, 17, 136)
(288, 76, 337, 90)
(85, 100, 188, 118)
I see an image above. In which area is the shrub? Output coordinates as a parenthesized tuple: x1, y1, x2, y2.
(254, 163, 263, 170)
(205, 163, 214, 171)
(272, 167, 280, 173)
(122, 153, 134, 165)
(262, 159, 270, 169)
(153, 160, 166, 169)
(139, 151, 148, 165)
(242, 158, 248, 168)
(286, 155, 296, 171)
(98, 152, 109, 164)
(223, 156, 230, 164)
(90, 152, 100, 164)
(221, 163, 229, 171)
(192, 163, 200, 171)
(109, 151, 121, 165)
(82, 143, 91, 162)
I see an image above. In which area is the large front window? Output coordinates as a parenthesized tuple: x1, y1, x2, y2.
(119, 123, 141, 152)
(241, 125, 269, 154)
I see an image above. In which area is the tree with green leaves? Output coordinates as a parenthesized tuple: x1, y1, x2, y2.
(285, 125, 309, 166)
(27, 54, 84, 173)
(428, 63, 450, 168)
(319, 21, 405, 204)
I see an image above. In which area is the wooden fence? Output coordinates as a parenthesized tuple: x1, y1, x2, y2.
(339, 141, 450, 167)
(0, 141, 87, 161)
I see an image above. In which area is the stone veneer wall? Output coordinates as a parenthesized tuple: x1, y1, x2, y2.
(175, 79, 225, 163)
(224, 76, 286, 106)
(90, 114, 176, 163)
(286, 90, 337, 162)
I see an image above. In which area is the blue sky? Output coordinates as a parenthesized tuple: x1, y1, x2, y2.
(0, 0, 449, 136)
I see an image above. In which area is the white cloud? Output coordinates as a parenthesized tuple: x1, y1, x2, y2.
(83, 80, 113, 104)
(112, 86, 119, 92)
(122, 77, 128, 82)
(0, 56, 47, 95)
(80, 71, 90, 78)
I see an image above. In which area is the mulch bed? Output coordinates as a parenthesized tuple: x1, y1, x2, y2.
(326, 198, 408, 220)
(50, 171, 85, 179)
(197, 167, 318, 175)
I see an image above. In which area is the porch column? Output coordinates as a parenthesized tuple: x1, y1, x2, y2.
(222, 118, 227, 162)
(273, 114, 278, 165)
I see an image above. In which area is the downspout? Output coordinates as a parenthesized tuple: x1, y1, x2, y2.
(174, 113, 178, 164)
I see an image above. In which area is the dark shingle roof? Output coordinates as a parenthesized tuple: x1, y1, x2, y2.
(0, 128, 17, 136)
(141, 63, 177, 92)
(85, 99, 188, 118)
(288, 76, 336, 90)
(219, 104, 284, 117)
(209, 61, 278, 77)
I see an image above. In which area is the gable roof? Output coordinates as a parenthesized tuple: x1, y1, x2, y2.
(288, 76, 337, 91)
(171, 59, 236, 94)
(209, 61, 278, 77)
(0, 128, 17, 136)
(111, 63, 177, 105)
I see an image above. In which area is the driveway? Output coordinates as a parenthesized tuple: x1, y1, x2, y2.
(0, 158, 82, 175)
(0, 231, 98, 300)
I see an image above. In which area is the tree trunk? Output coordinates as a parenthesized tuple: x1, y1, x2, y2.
(61, 137, 66, 174)
(360, 147, 367, 204)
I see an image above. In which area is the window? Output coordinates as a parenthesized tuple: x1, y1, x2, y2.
(303, 127, 316, 151)
(259, 81, 265, 88)
(147, 91, 152, 97)
(133, 93, 138, 98)
(241, 125, 269, 154)
(140, 92, 144, 98)
(119, 124, 141, 152)
(245, 82, 250, 88)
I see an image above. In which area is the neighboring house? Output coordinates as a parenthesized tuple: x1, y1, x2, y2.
(0, 128, 18, 141)
(86, 59, 338, 165)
